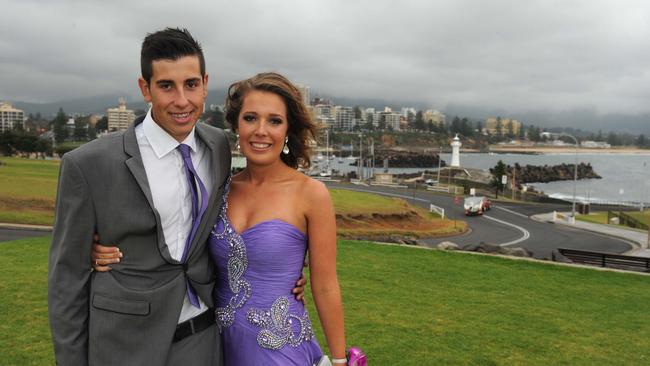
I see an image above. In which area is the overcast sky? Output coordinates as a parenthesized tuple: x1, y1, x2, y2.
(2, 0, 649, 116)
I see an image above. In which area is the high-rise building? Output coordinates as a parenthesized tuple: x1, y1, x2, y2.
(335, 106, 354, 130)
(377, 107, 401, 131)
(297, 84, 311, 106)
(0, 102, 25, 132)
(107, 97, 135, 132)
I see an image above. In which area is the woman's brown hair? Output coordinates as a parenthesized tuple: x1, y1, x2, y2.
(225, 72, 318, 169)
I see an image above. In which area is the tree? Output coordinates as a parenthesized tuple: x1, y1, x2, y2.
(607, 132, 620, 146)
(636, 134, 647, 148)
(74, 115, 89, 140)
(95, 116, 108, 132)
(202, 108, 225, 129)
(495, 116, 503, 138)
(406, 111, 415, 129)
(365, 114, 374, 131)
(507, 120, 515, 138)
(353, 106, 362, 120)
(378, 114, 387, 131)
(414, 111, 425, 131)
(51, 108, 68, 143)
(490, 160, 507, 198)
(460, 117, 472, 137)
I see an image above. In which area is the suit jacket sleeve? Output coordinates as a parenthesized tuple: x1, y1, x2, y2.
(48, 154, 96, 366)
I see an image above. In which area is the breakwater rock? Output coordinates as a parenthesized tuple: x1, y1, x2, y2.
(357, 151, 446, 168)
(493, 163, 601, 184)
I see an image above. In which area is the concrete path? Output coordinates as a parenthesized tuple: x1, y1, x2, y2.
(531, 212, 650, 257)
(0, 223, 52, 243)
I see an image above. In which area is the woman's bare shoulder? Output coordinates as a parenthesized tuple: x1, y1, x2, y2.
(295, 174, 331, 204)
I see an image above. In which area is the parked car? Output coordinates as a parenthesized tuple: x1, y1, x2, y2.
(464, 196, 491, 215)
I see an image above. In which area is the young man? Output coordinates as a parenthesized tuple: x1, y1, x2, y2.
(48, 28, 230, 365)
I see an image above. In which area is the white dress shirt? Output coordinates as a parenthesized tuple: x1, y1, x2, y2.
(136, 109, 213, 323)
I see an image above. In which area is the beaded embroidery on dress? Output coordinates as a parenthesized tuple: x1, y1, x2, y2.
(208, 177, 323, 365)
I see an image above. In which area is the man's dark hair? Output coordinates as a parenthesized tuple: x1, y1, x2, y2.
(140, 27, 205, 83)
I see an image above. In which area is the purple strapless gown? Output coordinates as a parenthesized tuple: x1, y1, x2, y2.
(208, 184, 323, 365)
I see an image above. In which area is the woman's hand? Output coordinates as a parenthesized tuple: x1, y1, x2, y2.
(90, 234, 122, 272)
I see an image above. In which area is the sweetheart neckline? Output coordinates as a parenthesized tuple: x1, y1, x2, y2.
(228, 218, 307, 238)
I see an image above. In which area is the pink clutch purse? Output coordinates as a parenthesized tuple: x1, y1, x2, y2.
(348, 347, 367, 366)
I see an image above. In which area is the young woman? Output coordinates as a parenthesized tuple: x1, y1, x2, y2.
(93, 72, 347, 365)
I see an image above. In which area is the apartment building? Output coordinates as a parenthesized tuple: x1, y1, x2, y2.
(485, 117, 521, 136)
(107, 97, 135, 131)
(0, 102, 25, 132)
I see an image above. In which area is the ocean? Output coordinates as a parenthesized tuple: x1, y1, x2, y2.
(316, 152, 650, 206)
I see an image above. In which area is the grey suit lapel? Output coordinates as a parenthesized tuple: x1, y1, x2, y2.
(188, 123, 225, 258)
(123, 118, 174, 263)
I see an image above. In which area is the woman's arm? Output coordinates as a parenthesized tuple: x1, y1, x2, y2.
(304, 179, 347, 361)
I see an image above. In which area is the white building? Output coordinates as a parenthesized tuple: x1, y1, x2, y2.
(378, 107, 401, 131)
(581, 141, 611, 149)
(0, 102, 25, 132)
(335, 106, 354, 130)
(364, 108, 378, 128)
(297, 84, 311, 106)
(107, 97, 135, 132)
(400, 107, 416, 118)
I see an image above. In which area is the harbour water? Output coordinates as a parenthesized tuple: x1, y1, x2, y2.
(311, 152, 650, 206)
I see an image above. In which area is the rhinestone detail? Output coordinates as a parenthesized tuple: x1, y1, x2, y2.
(246, 296, 315, 350)
(211, 178, 252, 327)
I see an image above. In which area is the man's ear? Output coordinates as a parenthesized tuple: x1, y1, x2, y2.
(138, 77, 152, 103)
(202, 74, 209, 96)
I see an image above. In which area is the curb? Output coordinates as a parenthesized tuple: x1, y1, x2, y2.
(529, 213, 643, 252)
(0, 223, 53, 232)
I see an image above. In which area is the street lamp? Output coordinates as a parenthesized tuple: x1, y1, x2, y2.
(358, 133, 363, 181)
(558, 133, 579, 221)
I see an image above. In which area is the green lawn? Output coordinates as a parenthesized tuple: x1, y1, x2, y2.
(330, 188, 413, 215)
(2, 237, 649, 365)
(577, 210, 649, 228)
(576, 211, 609, 225)
(0, 157, 59, 225)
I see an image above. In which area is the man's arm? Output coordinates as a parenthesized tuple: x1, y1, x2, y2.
(48, 155, 96, 366)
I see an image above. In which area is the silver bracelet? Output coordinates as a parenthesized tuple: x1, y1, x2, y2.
(331, 357, 347, 364)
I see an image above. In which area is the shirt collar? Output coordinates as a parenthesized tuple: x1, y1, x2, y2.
(143, 108, 198, 158)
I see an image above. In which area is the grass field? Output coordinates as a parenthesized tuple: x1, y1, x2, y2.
(0, 157, 59, 225)
(577, 210, 650, 228)
(1, 236, 649, 365)
(331, 189, 415, 215)
(331, 188, 466, 238)
(0, 157, 465, 238)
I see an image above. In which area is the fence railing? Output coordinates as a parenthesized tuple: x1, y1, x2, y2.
(429, 204, 445, 219)
(607, 211, 649, 230)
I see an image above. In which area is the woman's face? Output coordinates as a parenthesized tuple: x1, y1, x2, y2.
(237, 90, 289, 167)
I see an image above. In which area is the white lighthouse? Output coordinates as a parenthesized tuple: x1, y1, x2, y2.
(450, 134, 461, 167)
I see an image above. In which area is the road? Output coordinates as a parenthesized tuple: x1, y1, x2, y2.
(327, 182, 634, 259)
(1, 184, 636, 259)
(0, 227, 51, 243)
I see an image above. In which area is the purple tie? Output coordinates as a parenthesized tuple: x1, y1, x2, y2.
(177, 143, 209, 308)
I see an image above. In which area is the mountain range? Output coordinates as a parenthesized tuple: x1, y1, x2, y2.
(7, 91, 649, 135)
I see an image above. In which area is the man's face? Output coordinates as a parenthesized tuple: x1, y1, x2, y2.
(138, 55, 208, 142)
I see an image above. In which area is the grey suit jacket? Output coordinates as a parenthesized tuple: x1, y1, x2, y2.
(48, 117, 230, 366)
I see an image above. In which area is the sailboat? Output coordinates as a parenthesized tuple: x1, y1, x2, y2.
(346, 143, 356, 161)
(320, 129, 332, 177)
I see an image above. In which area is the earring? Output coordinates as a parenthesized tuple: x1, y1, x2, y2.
(235, 134, 240, 151)
(282, 136, 290, 155)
